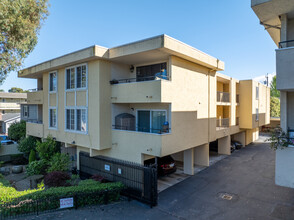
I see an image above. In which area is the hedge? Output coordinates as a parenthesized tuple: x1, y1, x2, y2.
(0, 182, 124, 218)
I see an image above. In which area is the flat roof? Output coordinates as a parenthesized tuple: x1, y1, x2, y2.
(19, 34, 225, 78)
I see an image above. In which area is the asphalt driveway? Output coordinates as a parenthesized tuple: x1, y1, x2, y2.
(18, 141, 294, 220)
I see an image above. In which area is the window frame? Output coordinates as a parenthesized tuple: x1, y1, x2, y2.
(136, 109, 168, 133)
(49, 71, 58, 93)
(65, 63, 88, 91)
(65, 107, 88, 134)
(49, 107, 57, 129)
(23, 105, 29, 118)
(256, 86, 259, 100)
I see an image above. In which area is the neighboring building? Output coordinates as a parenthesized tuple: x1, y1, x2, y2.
(18, 35, 270, 175)
(252, 0, 294, 188)
(0, 113, 21, 134)
(0, 92, 27, 114)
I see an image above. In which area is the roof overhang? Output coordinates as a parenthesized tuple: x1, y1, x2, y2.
(251, 0, 294, 46)
(19, 35, 224, 78)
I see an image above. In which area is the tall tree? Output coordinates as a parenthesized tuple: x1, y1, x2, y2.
(270, 75, 280, 98)
(8, 87, 28, 93)
(0, 0, 49, 84)
(270, 96, 280, 117)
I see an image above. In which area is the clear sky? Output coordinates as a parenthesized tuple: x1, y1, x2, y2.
(0, 0, 277, 92)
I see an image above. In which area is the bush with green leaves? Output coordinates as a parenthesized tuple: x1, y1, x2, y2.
(8, 120, 26, 142)
(78, 179, 100, 187)
(47, 153, 70, 173)
(26, 159, 48, 176)
(18, 136, 38, 155)
(36, 136, 58, 161)
(29, 150, 36, 164)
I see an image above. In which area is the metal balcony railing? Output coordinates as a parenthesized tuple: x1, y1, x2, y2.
(112, 125, 170, 134)
(217, 92, 230, 103)
(27, 119, 43, 124)
(216, 118, 230, 128)
(279, 40, 294, 48)
(110, 75, 170, 85)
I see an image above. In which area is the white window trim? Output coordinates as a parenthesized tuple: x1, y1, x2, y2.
(48, 107, 58, 129)
(49, 71, 58, 94)
(136, 109, 168, 133)
(65, 63, 88, 91)
(65, 106, 88, 134)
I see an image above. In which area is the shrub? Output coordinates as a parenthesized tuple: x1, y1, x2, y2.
(47, 153, 70, 173)
(78, 179, 99, 186)
(91, 174, 107, 183)
(8, 120, 26, 142)
(26, 159, 48, 176)
(18, 136, 38, 155)
(44, 171, 71, 188)
(11, 155, 28, 165)
(68, 174, 80, 186)
(36, 136, 58, 161)
(29, 150, 36, 163)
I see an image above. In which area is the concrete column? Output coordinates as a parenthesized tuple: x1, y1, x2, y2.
(281, 91, 287, 132)
(184, 148, 194, 175)
(280, 14, 288, 42)
(194, 143, 209, 167)
(233, 132, 245, 147)
(218, 135, 231, 155)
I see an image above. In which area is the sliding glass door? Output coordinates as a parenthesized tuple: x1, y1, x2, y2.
(137, 110, 167, 133)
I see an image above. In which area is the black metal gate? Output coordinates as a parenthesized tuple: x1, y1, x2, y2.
(79, 152, 158, 207)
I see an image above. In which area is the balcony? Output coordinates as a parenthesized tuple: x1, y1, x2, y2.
(26, 122, 44, 138)
(0, 103, 20, 110)
(27, 90, 43, 105)
(113, 125, 170, 134)
(217, 92, 230, 103)
(236, 94, 239, 104)
(276, 45, 294, 91)
(216, 118, 230, 128)
(110, 78, 169, 103)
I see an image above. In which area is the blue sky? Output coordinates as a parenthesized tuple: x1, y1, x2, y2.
(0, 0, 277, 91)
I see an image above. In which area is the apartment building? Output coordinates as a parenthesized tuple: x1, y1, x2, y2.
(252, 0, 294, 188)
(18, 35, 270, 175)
(0, 92, 27, 114)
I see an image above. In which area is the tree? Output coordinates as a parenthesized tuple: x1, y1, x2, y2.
(0, 0, 49, 84)
(0, 89, 4, 92)
(270, 75, 280, 98)
(270, 96, 280, 118)
(8, 87, 28, 93)
(8, 120, 26, 142)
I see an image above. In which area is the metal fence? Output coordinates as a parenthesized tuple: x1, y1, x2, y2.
(217, 92, 230, 103)
(79, 152, 158, 207)
(216, 118, 230, 128)
(0, 190, 120, 219)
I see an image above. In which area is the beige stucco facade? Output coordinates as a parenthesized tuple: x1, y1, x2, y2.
(0, 92, 27, 113)
(19, 35, 270, 174)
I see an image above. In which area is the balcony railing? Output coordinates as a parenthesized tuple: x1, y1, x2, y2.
(112, 125, 170, 134)
(236, 94, 239, 103)
(217, 92, 230, 103)
(236, 117, 239, 126)
(110, 75, 170, 85)
(216, 118, 230, 128)
(279, 40, 294, 49)
(28, 88, 43, 92)
(27, 119, 43, 124)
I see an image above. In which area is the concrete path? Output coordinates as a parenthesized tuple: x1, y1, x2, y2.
(16, 141, 294, 220)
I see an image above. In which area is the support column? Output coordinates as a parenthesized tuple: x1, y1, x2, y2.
(233, 132, 245, 147)
(184, 148, 194, 175)
(281, 91, 287, 132)
(194, 143, 209, 167)
(218, 135, 231, 155)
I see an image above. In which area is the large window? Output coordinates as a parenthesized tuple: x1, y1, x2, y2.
(66, 108, 87, 132)
(49, 72, 57, 92)
(66, 64, 87, 90)
(49, 108, 57, 128)
(137, 110, 168, 133)
(136, 62, 167, 81)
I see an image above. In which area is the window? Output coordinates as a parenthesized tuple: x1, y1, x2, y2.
(66, 109, 75, 130)
(49, 72, 57, 92)
(256, 108, 259, 121)
(49, 108, 57, 128)
(77, 109, 87, 131)
(136, 62, 167, 81)
(137, 110, 168, 133)
(66, 64, 87, 90)
(66, 108, 87, 132)
(256, 86, 259, 100)
(23, 105, 29, 118)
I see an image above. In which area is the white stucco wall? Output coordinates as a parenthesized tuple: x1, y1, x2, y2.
(276, 147, 294, 188)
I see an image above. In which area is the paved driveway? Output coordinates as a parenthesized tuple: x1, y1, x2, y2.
(19, 141, 294, 220)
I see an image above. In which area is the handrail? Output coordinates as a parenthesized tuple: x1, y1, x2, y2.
(216, 118, 230, 127)
(28, 88, 43, 92)
(217, 91, 230, 103)
(279, 40, 294, 48)
(112, 125, 170, 134)
(110, 75, 170, 85)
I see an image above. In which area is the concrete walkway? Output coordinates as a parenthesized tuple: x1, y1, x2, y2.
(16, 141, 294, 220)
